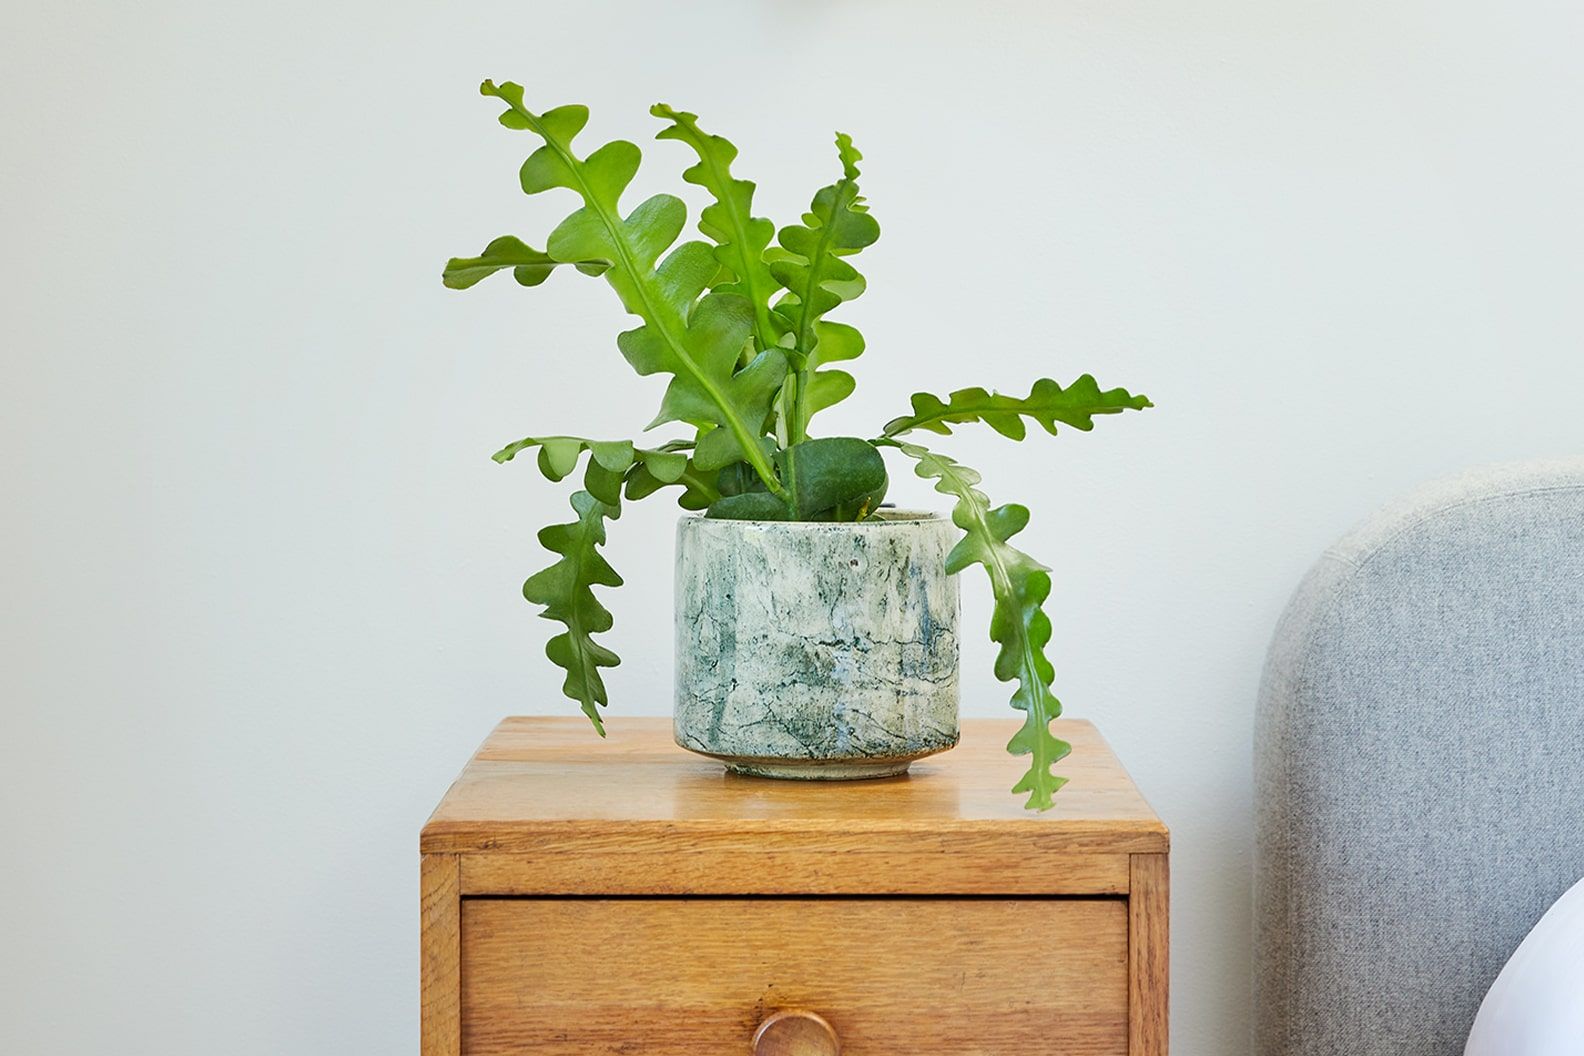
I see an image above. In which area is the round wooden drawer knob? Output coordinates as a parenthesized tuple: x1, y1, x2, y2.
(753, 1009, 840, 1056)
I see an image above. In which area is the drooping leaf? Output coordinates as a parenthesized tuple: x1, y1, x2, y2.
(881, 439, 1070, 810)
(883, 375, 1153, 439)
(620, 439, 720, 510)
(521, 484, 622, 735)
(769, 134, 881, 434)
(479, 80, 787, 495)
(582, 457, 627, 506)
(623, 460, 717, 510)
(491, 434, 688, 486)
(651, 105, 779, 353)
(442, 235, 610, 289)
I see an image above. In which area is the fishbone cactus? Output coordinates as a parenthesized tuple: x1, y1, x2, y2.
(444, 81, 1152, 809)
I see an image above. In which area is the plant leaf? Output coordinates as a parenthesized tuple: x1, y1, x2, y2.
(618, 438, 718, 510)
(623, 459, 717, 510)
(882, 439, 1070, 810)
(781, 437, 887, 521)
(805, 369, 856, 417)
(522, 486, 622, 734)
(651, 105, 779, 354)
(770, 134, 880, 364)
(704, 437, 886, 521)
(480, 80, 786, 495)
(796, 320, 864, 421)
(883, 375, 1153, 439)
(694, 426, 777, 477)
(442, 234, 610, 290)
(715, 460, 768, 498)
(492, 433, 692, 485)
(770, 134, 881, 433)
(808, 320, 865, 369)
(705, 491, 790, 521)
(630, 295, 786, 439)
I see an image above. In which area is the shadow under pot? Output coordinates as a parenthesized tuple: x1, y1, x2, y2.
(673, 510, 961, 779)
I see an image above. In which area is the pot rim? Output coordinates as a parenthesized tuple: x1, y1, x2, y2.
(679, 507, 947, 529)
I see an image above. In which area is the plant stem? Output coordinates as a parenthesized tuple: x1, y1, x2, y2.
(792, 366, 813, 443)
(784, 370, 809, 446)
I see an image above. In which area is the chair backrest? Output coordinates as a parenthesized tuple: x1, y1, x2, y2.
(1254, 459, 1584, 1055)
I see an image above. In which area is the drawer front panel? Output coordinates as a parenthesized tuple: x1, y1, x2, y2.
(461, 897, 1127, 1055)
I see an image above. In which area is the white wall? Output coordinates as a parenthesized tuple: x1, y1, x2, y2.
(4, 1, 1583, 1052)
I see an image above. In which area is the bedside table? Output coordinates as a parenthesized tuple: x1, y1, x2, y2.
(421, 717, 1169, 1055)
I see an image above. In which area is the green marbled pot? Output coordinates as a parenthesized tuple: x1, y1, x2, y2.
(673, 510, 961, 779)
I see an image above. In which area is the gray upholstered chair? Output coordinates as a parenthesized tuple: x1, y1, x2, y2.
(1254, 459, 1584, 1055)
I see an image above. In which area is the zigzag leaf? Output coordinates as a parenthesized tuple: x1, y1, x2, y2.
(492, 434, 686, 486)
(650, 105, 780, 354)
(476, 80, 786, 495)
(883, 375, 1153, 439)
(882, 439, 1071, 810)
(769, 134, 880, 436)
(442, 235, 610, 289)
(622, 453, 720, 511)
(492, 432, 718, 510)
(522, 481, 622, 735)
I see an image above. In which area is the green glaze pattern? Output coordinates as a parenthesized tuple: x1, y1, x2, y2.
(674, 511, 960, 778)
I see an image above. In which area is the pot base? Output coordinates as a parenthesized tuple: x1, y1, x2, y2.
(678, 736, 958, 781)
(724, 759, 915, 781)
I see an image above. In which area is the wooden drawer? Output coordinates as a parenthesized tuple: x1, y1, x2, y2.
(459, 897, 1128, 1055)
(422, 719, 1169, 1055)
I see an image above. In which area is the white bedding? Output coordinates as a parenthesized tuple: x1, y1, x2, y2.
(1465, 874, 1584, 1055)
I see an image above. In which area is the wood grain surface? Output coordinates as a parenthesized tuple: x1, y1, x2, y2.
(1128, 853, 1171, 1055)
(457, 837, 1131, 896)
(460, 897, 1129, 1056)
(422, 718, 1168, 893)
(419, 854, 460, 1056)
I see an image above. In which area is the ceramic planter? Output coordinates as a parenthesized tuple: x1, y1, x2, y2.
(674, 510, 960, 778)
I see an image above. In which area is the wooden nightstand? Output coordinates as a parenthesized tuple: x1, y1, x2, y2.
(421, 717, 1169, 1055)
